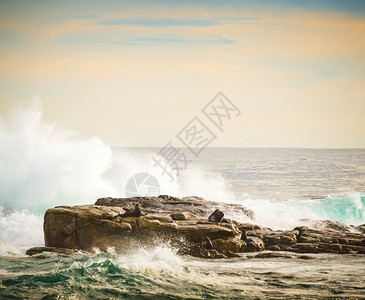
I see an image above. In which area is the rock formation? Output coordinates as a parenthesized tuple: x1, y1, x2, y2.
(26, 195, 365, 258)
(95, 195, 254, 219)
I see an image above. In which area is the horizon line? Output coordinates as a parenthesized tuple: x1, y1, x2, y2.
(111, 146, 365, 150)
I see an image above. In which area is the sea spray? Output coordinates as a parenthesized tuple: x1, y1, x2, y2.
(0, 105, 235, 214)
(0, 105, 235, 252)
(85, 246, 184, 274)
(0, 240, 21, 256)
(0, 106, 117, 213)
(0, 208, 43, 253)
(240, 192, 365, 230)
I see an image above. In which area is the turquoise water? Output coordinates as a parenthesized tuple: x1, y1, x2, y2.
(312, 194, 365, 224)
(1, 249, 365, 299)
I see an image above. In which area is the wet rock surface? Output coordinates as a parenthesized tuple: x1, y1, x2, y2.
(33, 196, 365, 259)
(252, 252, 314, 260)
(95, 195, 254, 219)
(26, 247, 89, 256)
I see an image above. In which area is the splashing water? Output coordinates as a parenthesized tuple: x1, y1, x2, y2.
(0, 105, 235, 214)
(0, 105, 364, 252)
(239, 193, 365, 230)
(0, 107, 117, 212)
(0, 105, 236, 252)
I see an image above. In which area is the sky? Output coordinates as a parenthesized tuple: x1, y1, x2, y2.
(0, 0, 364, 148)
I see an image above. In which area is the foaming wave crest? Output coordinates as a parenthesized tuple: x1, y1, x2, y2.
(0, 105, 233, 214)
(68, 245, 184, 276)
(0, 207, 43, 252)
(0, 241, 21, 256)
(241, 192, 365, 229)
(112, 245, 183, 273)
(0, 106, 117, 213)
(0, 104, 234, 251)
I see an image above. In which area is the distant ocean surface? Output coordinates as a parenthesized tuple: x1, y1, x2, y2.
(1, 145, 365, 299)
(190, 148, 365, 228)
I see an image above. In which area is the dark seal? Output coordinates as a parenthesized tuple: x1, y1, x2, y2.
(208, 209, 224, 222)
(120, 203, 143, 217)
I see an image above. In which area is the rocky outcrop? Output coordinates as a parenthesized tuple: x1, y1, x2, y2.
(43, 202, 243, 258)
(44, 205, 131, 251)
(35, 196, 365, 259)
(287, 226, 365, 254)
(95, 195, 254, 219)
(244, 225, 365, 255)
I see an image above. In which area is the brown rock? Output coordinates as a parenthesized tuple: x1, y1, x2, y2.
(266, 245, 284, 251)
(211, 238, 246, 255)
(288, 243, 318, 253)
(175, 223, 240, 242)
(245, 237, 265, 252)
(226, 251, 240, 258)
(44, 204, 241, 256)
(95, 196, 254, 219)
(42, 196, 365, 258)
(207, 249, 227, 259)
(341, 244, 365, 254)
(144, 214, 174, 223)
(262, 230, 298, 247)
(26, 247, 89, 256)
(245, 229, 273, 240)
(202, 236, 214, 250)
(241, 230, 247, 241)
(310, 220, 352, 232)
(170, 212, 199, 221)
(253, 252, 314, 259)
(238, 223, 271, 231)
(44, 205, 130, 251)
(296, 227, 365, 248)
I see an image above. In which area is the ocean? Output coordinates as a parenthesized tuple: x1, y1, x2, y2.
(1, 112, 365, 299)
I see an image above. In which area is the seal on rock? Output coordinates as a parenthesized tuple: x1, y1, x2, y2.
(120, 203, 142, 217)
(208, 209, 224, 222)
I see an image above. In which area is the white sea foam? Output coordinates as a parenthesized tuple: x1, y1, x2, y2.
(0, 106, 119, 212)
(0, 104, 234, 250)
(69, 245, 183, 274)
(114, 245, 183, 273)
(0, 105, 234, 212)
(0, 207, 43, 252)
(240, 192, 365, 230)
(0, 240, 21, 256)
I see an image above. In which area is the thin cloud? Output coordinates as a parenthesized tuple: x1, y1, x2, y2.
(99, 16, 259, 27)
(67, 15, 100, 20)
(107, 37, 238, 46)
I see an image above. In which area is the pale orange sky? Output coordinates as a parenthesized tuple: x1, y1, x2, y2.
(0, 1, 364, 148)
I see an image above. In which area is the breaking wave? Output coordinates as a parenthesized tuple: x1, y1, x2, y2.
(241, 193, 365, 230)
(0, 104, 364, 252)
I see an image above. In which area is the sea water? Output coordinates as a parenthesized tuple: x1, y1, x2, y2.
(1, 107, 365, 299)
